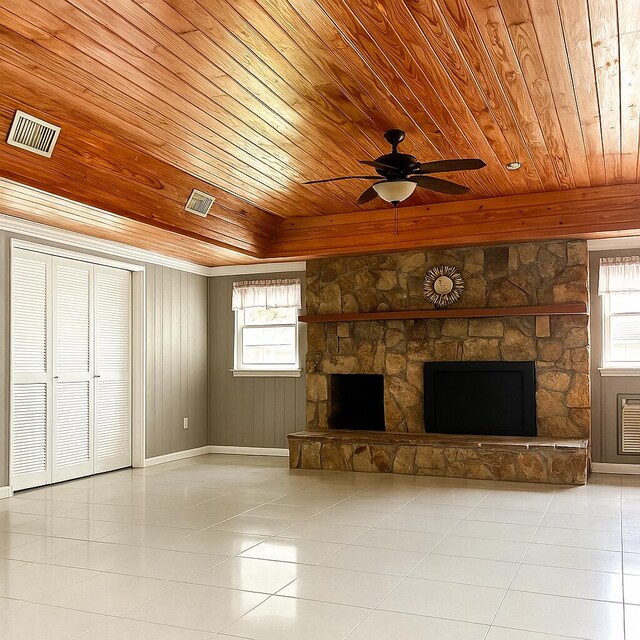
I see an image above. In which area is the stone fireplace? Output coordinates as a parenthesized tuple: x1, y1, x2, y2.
(290, 240, 591, 484)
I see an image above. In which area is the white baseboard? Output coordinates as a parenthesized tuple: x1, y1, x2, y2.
(591, 462, 640, 475)
(144, 446, 212, 467)
(144, 445, 290, 467)
(0, 486, 14, 499)
(209, 445, 289, 457)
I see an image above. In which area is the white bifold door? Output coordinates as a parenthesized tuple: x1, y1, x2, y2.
(11, 249, 131, 490)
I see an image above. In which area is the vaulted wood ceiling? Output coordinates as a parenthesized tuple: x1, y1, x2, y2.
(0, 0, 639, 265)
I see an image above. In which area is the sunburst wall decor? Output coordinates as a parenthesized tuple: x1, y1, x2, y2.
(423, 265, 465, 307)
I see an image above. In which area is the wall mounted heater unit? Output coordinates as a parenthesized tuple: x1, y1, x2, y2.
(619, 395, 640, 454)
(185, 189, 216, 217)
(7, 110, 61, 158)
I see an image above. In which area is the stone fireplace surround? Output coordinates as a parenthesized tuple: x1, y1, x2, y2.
(289, 240, 591, 485)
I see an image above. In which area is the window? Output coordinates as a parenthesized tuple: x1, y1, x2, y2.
(232, 279, 301, 376)
(603, 291, 640, 367)
(599, 256, 640, 369)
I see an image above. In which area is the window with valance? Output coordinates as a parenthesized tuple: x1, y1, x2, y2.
(599, 257, 640, 368)
(232, 278, 302, 376)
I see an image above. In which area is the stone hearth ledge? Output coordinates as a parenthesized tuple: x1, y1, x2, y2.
(288, 430, 589, 485)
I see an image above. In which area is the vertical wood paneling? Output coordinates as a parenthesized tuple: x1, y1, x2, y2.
(187, 274, 195, 449)
(263, 377, 275, 448)
(180, 270, 188, 453)
(192, 273, 208, 449)
(164, 268, 174, 455)
(208, 271, 306, 448)
(145, 264, 209, 458)
(145, 266, 156, 459)
(253, 380, 264, 447)
(153, 265, 163, 458)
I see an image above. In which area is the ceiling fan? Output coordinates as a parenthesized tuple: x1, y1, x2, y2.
(304, 129, 486, 233)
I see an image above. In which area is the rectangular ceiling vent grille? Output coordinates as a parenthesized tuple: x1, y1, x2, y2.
(185, 189, 215, 217)
(7, 111, 61, 158)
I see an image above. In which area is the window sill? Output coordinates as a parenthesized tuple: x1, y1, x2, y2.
(599, 367, 640, 377)
(231, 369, 302, 378)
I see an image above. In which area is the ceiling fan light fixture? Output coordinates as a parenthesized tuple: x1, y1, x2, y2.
(372, 179, 416, 203)
(505, 161, 522, 171)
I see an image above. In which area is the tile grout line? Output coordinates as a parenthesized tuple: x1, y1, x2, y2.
(477, 485, 557, 640)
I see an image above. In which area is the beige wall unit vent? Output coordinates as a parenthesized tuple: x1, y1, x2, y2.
(7, 110, 61, 158)
(619, 395, 640, 454)
(185, 189, 215, 217)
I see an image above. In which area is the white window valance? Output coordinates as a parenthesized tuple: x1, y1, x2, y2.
(599, 256, 640, 295)
(232, 278, 301, 310)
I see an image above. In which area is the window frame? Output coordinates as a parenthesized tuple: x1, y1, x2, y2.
(232, 305, 301, 377)
(601, 290, 640, 371)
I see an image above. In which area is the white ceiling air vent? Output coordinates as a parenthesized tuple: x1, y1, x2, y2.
(185, 189, 216, 217)
(7, 110, 61, 158)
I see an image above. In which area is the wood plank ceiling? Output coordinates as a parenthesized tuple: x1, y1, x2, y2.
(0, 0, 639, 265)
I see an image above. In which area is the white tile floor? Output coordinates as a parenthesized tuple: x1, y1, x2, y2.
(0, 455, 638, 639)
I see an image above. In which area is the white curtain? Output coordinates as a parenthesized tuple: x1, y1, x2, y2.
(598, 256, 640, 295)
(232, 278, 301, 310)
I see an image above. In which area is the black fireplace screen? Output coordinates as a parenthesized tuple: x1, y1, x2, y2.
(423, 361, 536, 437)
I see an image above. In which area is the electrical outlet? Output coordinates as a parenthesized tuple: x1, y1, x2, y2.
(183, 417, 189, 430)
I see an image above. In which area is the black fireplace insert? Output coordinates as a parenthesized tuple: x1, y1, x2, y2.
(423, 361, 536, 437)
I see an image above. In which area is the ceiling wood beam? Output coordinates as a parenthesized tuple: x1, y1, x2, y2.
(271, 183, 640, 259)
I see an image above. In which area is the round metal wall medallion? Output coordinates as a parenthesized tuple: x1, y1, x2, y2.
(423, 265, 464, 307)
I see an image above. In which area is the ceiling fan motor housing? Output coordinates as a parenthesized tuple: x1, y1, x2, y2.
(374, 152, 420, 178)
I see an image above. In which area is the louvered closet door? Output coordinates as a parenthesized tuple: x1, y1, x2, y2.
(11, 250, 51, 490)
(51, 257, 94, 483)
(94, 265, 131, 473)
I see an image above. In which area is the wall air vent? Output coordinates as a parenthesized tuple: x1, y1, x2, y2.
(7, 110, 61, 158)
(185, 189, 216, 217)
(619, 395, 640, 454)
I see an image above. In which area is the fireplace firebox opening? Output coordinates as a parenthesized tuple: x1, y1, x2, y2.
(423, 361, 536, 437)
(329, 373, 385, 431)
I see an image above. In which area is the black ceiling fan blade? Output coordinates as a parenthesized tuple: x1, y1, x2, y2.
(303, 175, 380, 184)
(357, 185, 379, 205)
(409, 175, 470, 195)
(414, 158, 486, 174)
(359, 159, 397, 171)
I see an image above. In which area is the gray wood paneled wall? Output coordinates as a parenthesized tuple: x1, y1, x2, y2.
(208, 272, 306, 448)
(145, 265, 209, 458)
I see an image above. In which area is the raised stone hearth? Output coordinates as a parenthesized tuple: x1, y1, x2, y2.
(288, 430, 589, 485)
(294, 240, 591, 485)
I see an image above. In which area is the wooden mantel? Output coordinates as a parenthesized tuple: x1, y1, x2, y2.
(299, 303, 588, 323)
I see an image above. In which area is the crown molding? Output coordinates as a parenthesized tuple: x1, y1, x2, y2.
(0, 211, 306, 276)
(0, 210, 211, 275)
(587, 237, 640, 251)
(208, 261, 306, 276)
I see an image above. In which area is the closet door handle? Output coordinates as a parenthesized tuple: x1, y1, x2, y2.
(93, 374, 101, 378)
